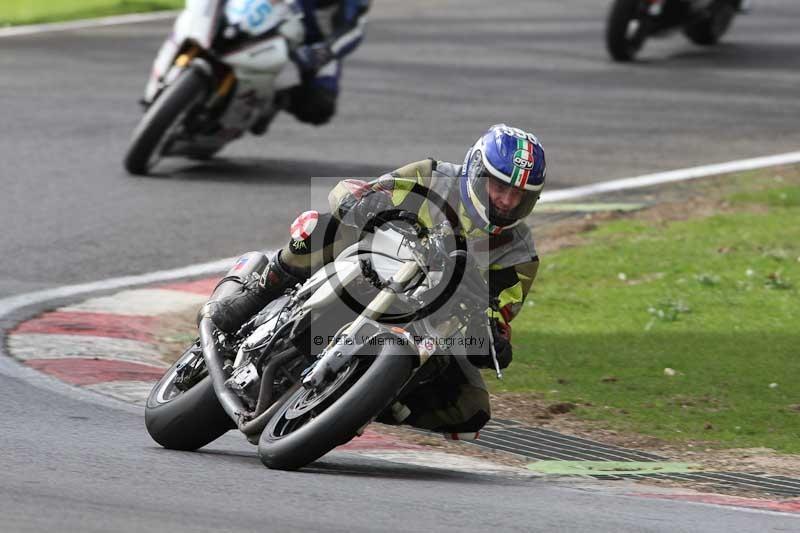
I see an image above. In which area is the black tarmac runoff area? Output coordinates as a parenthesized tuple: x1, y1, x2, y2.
(2, 1, 800, 531)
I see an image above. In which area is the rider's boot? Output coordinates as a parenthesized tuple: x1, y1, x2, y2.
(204, 252, 302, 334)
(249, 91, 291, 136)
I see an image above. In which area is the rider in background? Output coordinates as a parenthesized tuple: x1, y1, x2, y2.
(253, 0, 369, 131)
(205, 124, 547, 439)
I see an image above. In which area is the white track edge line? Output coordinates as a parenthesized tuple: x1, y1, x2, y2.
(0, 256, 237, 320)
(539, 150, 800, 204)
(0, 11, 178, 38)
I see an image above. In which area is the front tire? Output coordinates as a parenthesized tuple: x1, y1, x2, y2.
(606, 0, 649, 62)
(145, 341, 235, 451)
(124, 65, 209, 175)
(258, 344, 416, 471)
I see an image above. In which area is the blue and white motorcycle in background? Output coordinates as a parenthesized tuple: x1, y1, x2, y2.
(124, 0, 305, 175)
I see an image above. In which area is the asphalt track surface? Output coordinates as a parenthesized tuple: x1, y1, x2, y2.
(1, 1, 800, 531)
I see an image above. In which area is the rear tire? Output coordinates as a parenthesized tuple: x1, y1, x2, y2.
(606, 0, 649, 62)
(145, 342, 235, 451)
(124, 66, 209, 176)
(258, 344, 415, 471)
(684, 4, 736, 46)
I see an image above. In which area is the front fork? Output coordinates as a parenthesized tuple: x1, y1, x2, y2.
(301, 261, 422, 390)
(144, 42, 237, 109)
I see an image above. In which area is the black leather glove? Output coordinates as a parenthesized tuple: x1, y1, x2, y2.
(493, 323, 513, 369)
(468, 319, 513, 370)
(348, 190, 394, 229)
(291, 43, 333, 74)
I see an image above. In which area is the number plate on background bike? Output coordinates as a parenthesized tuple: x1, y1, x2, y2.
(225, 0, 279, 35)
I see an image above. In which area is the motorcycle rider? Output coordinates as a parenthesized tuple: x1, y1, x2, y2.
(204, 124, 546, 438)
(252, 0, 370, 132)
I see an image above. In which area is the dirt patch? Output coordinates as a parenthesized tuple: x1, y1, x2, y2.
(651, 445, 800, 478)
(153, 310, 199, 364)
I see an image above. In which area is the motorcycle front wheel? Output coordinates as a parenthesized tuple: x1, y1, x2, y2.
(606, 0, 650, 62)
(145, 340, 235, 451)
(123, 65, 209, 175)
(258, 342, 416, 471)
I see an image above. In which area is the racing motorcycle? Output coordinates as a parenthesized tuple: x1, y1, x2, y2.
(605, 0, 751, 62)
(144, 212, 504, 470)
(123, 0, 305, 175)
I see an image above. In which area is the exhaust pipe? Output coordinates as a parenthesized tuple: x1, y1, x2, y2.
(199, 317, 247, 424)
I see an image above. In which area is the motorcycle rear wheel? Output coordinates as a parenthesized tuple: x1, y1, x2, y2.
(145, 341, 235, 451)
(258, 343, 415, 471)
(123, 65, 209, 175)
(684, 4, 736, 46)
(606, 0, 649, 62)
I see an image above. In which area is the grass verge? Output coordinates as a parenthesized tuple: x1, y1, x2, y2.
(503, 165, 800, 453)
(1, 1, 182, 26)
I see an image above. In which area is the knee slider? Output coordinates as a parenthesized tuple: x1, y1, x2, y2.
(293, 88, 336, 125)
(288, 210, 320, 255)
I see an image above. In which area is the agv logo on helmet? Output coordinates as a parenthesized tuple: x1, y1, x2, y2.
(513, 150, 534, 170)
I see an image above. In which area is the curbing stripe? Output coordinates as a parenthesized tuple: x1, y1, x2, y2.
(62, 288, 208, 316)
(8, 332, 166, 367)
(158, 278, 218, 296)
(635, 493, 800, 515)
(25, 357, 167, 386)
(2, 271, 226, 407)
(0, 11, 178, 38)
(13, 310, 160, 343)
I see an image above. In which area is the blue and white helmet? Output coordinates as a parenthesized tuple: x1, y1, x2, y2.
(460, 124, 547, 234)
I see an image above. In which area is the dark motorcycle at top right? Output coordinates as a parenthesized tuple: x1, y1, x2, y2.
(606, 0, 752, 62)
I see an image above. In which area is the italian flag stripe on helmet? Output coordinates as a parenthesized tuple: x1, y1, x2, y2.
(510, 138, 533, 188)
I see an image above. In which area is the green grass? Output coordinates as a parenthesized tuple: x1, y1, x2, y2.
(1, 0, 183, 26)
(503, 175, 800, 452)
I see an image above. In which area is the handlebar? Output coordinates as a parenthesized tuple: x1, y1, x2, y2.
(353, 208, 495, 331)
(362, 209, 428, 240)
(359, 208, 487, 304)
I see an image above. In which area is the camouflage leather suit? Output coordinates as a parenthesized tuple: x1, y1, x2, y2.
(276, 159, 540, 436)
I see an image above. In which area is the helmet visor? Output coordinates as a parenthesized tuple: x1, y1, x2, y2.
(468, 154, 539, 227)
